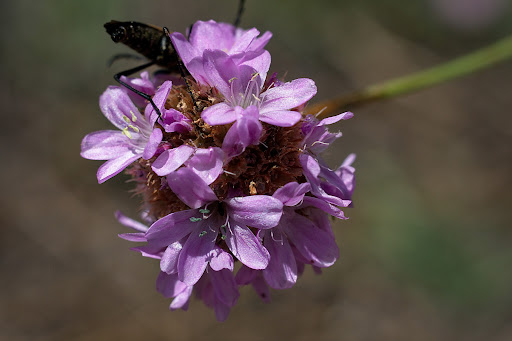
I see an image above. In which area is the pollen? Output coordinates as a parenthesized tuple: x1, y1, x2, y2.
(128, 125, 140, 133)
(122, 127, 132, 139)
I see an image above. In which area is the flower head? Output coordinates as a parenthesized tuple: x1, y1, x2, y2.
(82, 19, 356, 321)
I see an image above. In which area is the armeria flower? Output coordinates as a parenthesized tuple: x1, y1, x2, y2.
(197, 50, 317, 156)
(171, 20, 272, 85)
(144, 169, 283, 286)
(80, 86, 163, 183)
(255, 182, 343, 290)
(300, 112, 356, 207)
(81, 79, 193, 183)
(172, 21, 316, 156)
(117, 211, 238, 321)
(83, 19, 357, 321)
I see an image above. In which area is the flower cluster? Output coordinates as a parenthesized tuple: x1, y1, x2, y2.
(81, 20, 355, 321)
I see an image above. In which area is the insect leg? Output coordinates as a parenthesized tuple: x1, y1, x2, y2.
(164, 27, 199, 113)
(233, 0, 246, 27)
(113, 60, 163, 120)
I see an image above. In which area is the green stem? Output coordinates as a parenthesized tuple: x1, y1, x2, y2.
(310, 34, 512, 118)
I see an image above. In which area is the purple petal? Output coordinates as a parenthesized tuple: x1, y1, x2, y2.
(183, 57, 209, 85)
(249, 31, 272, 52)
(222, 106, 262, 157)
(280, 212, 339, 267)
(161, 108, 192, 133)
(252, 275, 271, 303)
(170, 32, 198, 66)
(272, 182, 311, 206)
(96, 152, 140, 183)
(235, 265, 258, 285)
(118, 233, 146, 242)
(213, 301, 231, 322)
(146, 209, 199, 247)
(151, 144, 195, 176)
(145, 80, 173, 125)
(131, 244, 164, 259)
(177, 223, 218, 285)
(120, 71, 155, 107)
(189, 20, 236, 55)
(225, 222, 270, 270)
(260, 78, 317, 112)
(340, 152, 356, 168)
(318, 111, 354, 126)
(202, 50, 239, 98)
(301, 153, 321, 178)
(319, 161, 354, 202)
(185, 147, 225, 185)
(160, 242, 183, 274)
(99, 86, 142, 130)
(167, 167, 218, 209)
(81, 131, 133, 160)
(142, 128, 163, 160)
(226, 195, 283, 229)
(305, 206, 335, 237)
(156, 272, 188, 298)
(237, 50, 271, 85)
(259, 110, 302, 127)
(300, 154, 351, 207)
(209, 247, 234, 272)
(170, 286, 193, 311)
(115, 211, 149, 232)
(296, 261, 305, 276)
(262, 229, 297, 289)
(209, 268, 240, 306)
(300, 196, 347, 220)
(336, 153, 356, 198)
(201, 103, 238, 126)
(230, 28, 260, 53)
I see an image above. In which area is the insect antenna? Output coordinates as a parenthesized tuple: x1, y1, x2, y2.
(233, 0, 246, 27)
(113, 61, 164, 121)
(107, 53, 144, 67)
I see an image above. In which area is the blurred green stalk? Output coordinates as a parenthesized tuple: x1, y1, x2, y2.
(310, 34, 512, 118)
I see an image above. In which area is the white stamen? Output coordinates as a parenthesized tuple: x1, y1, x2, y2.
(315, 107, 327, 117)
(311, 141, 328, 147)
(270, 230, 284, 245)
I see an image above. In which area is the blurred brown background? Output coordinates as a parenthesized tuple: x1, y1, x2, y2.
(1, 0, 511, 340)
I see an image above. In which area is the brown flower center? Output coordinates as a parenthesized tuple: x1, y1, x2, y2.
(126, 78, 305, 221)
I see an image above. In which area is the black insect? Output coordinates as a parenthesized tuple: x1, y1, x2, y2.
(104, 21, 179, 71)
(104, 0, 246, 118)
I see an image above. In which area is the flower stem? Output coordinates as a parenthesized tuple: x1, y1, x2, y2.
(309, 34, 512, 119)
